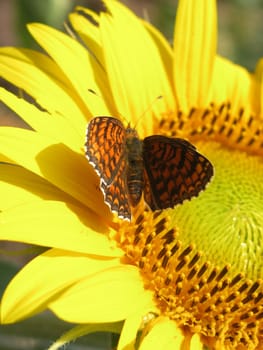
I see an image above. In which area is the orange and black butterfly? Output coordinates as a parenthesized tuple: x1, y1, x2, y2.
(85, 117, 213, 220)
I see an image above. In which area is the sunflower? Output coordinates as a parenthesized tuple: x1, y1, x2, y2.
(1, 1, 263, 349)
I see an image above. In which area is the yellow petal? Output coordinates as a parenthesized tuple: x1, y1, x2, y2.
(139, 317, 184, 350)
(48, 323, 123, 350)
(0, 127, 110, 218)
(27, 23, 110, 117)
(100, 0, 173, 135)
(253, 58, 263, 117)
(188, 334, 203, 350)
(143, 19, 175, 107)
(70, 7, 102, 48)
(212, 56, 252, 116)
(173, 0, 217, 111)
(69, 8, 118, 115)
(0, 88, 82, 151)
(49, 264, 153, 323)
(0, 47, 86, 130)
(1, 250, 123, 323)
(0, 200, 121, 256)
(117, 312, 153, 350)
(0, 163, 71, 210)
(69, 7, 118, 115)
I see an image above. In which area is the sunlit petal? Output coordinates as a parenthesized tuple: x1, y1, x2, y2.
(173, 0, 217, 111)
(0, 200, 121, 256)
(0, 88, 82, 150)
(28, 23, 110, 117)
(49, 265, 153, 323)
(0, 47, 86, 128)
(0, 127, 111, 218)
(99, 0, 173, 134)
(1, 250, 123, 323)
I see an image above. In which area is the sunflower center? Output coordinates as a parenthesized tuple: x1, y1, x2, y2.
(117, 139, 263, 349)
(170, 141, 263, 280)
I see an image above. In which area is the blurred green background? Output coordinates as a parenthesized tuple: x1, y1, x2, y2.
(1, 0, 263, 349)
(1, 0, 263, 70)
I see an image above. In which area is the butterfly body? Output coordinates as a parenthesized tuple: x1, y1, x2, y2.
(85, 117, 213, 220)
(125, 127, 144, 207)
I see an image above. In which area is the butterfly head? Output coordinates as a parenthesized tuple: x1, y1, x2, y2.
(125, 125, 139, 138)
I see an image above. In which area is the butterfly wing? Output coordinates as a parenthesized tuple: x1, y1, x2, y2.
(85, 117, 126, 185)
(143, 135, 213, 210)
(101, 157, 131, 220)
(85, 117, 131, 219)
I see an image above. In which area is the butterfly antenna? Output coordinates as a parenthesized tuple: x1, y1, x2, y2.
(134, 95, 163, 129)
(87, 90, 162, 128)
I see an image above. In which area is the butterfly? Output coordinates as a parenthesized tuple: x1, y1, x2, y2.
(85, 117, 213, 220)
